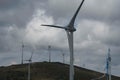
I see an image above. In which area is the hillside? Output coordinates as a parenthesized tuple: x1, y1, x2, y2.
(0, 62, 119, 80)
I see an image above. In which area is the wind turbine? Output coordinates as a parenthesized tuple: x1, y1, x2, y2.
(62, 52, 65, 63)
(21, 42, 24, 64)
(91, 48, 112, 80)
(61, 50, 65, 63)
(25, 51, 34, 80)
(48, 45, 51, 62)
(41, 0, 85, 80)
(106, 48, 111, 80)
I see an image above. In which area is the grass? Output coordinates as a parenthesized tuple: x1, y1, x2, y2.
(0, 62, 119, 80)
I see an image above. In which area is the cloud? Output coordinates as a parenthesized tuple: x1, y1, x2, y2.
(0, 0, 47, 27)
(0, 0, 21, 10)
(24, 9, 54, 46)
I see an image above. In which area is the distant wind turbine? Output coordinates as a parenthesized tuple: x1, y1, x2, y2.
(25, 51, 34, 80)
(48, 45, 51, 62)
(41, 0, 85, 80)
(91, 48, 112, 80)
(21, 42, 24, 64)
(106, 48, 111, 80)
(62, 52, 65, 63)
(61, 50, 65, 63)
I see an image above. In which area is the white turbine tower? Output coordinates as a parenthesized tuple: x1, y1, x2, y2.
(25, 51, 34, 80)
(106, 48, 111, 80)
(41, 0, 85, 80)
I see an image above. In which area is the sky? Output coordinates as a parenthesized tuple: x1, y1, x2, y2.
(0, 0, 120, 77)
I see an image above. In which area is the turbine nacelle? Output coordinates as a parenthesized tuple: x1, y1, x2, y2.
(66, 25, 76, 32)
(25, 59, 32, 62)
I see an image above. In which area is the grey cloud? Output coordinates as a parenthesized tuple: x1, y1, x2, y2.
(0, 25, 25, 53)
(0, 0, 47, 28)
(0, 0, 21, 10)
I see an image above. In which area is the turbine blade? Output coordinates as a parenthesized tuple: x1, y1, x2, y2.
(30, 51, 33, 60)
(69, 0, 85, 27)
(41, 24, 66, 29)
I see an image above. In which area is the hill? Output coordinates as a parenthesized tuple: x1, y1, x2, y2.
(0, 62, 119, 80)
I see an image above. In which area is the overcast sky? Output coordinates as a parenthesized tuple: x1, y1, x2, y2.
(0, 0, 120, 77)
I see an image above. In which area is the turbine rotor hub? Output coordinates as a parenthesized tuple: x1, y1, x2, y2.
(65, 27, 76, 32)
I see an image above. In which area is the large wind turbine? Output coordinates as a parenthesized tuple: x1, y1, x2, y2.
(25, 51, 34, 80)
(41, 0, 85, 80)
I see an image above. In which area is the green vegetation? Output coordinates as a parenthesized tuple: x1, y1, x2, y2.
(0, 62, 119, 80)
